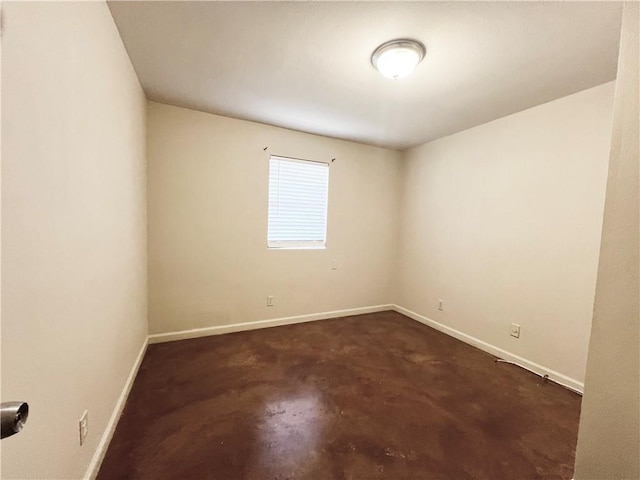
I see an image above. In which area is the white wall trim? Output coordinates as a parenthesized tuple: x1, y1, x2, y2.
(392, 305, 584, 394)
(148, 304, 394, 344)
(84, 337, 149, 480)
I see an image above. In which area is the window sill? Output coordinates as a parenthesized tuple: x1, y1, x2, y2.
(267, 246, 326, 250)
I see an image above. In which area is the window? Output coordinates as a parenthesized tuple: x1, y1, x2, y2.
(267, 155, 329, 249)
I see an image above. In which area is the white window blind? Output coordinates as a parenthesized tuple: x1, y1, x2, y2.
(267, 155, 329, 249)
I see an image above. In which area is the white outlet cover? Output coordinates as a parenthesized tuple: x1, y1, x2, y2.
(510, 323, 521, 338)
(79, 410, 88, 446)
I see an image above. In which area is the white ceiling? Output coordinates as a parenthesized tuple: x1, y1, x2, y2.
(108, 1, 623, 150)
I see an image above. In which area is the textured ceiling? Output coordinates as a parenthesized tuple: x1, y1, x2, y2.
(108, 1, 623, 150)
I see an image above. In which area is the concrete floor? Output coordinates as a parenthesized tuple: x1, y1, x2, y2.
(97, 311, 581, 479)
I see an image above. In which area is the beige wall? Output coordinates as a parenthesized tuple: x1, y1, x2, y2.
(574, 3, 639, 478)
(147, 102, 401, 334)
(396, 82, 615, 386)
(1, 2, 147, 479)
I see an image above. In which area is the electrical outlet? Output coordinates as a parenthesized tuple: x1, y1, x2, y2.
(79, 410, 88, 446)
(331, 260, 338, 270)
(510, 323, 521, 338)
(266, 296, 274, 307)
(438, 299, 444, 311)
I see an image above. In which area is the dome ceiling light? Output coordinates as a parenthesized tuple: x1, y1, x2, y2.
(371, 39, 426, 80)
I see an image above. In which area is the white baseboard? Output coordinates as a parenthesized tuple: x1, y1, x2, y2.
(84, 337, 148, 480)
(392, 305, 584, 394)
(148, 304, 394, 344)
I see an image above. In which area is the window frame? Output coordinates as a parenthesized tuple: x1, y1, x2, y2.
(266, 154, 330, 250)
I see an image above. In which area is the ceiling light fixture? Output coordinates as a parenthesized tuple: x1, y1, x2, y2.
(371, 39, 426, 80)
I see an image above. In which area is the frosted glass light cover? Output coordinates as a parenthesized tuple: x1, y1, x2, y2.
(371, 39, 425, 80)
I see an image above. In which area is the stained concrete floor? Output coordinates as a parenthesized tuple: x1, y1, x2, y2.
(97, 311, 581, 479)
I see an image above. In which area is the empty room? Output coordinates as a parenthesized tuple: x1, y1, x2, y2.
(1, 1, 638, 479)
